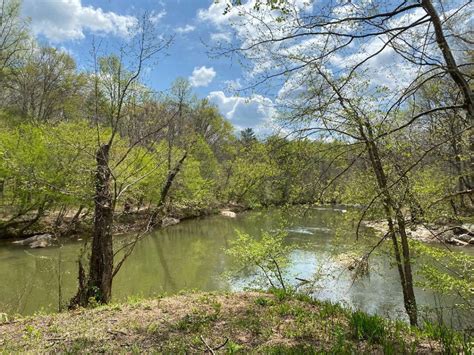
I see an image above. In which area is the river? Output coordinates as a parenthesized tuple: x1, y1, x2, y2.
(0, 207, 471, 327)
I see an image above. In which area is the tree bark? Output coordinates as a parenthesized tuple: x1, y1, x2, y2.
(421, 0, 473, 117)
(88, 143, 114, 303)
(422, 0, 474, 208)
(71, 144, 114, 306)
(149, 152, 187, 227)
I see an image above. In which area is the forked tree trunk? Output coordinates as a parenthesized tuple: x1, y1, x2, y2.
(71, 144, 114, 306)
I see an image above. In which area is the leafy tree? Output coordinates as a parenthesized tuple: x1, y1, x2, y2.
(239, 128, 257, 147)
(219, 0, 473, 327)
(226, 228, 293, 291)
(0, 0, 29, 80)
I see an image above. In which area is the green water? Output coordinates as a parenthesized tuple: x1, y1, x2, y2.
(0, 207, 471, 327)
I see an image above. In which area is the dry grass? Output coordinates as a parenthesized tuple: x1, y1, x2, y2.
(0, 292, 442, 353)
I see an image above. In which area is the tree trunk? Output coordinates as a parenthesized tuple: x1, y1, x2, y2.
(71, 144, 114, 306)
(361, 123, 418, 326)
(422, 0, 474, 208)
(149, 152, 187, 227)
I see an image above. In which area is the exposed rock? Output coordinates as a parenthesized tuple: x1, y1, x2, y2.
(162, 217, 180, 228)
(221, 210, 237, 218)
(459, 224, 474, 236)
(12, 234, 54, 248)
(456, 233, 474, 244)
(363, 220, 473, 246)
(406, 226, 436, 243)
(447, 237, 469, 246)
(29, 240, 50, 248)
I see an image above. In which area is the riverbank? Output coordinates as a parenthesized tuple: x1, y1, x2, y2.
(362, 220, 474, 246)
(0, 291, 461, 353)
(1, 202, 248, 245)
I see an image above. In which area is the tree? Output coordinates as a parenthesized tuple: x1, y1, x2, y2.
(0, 120, 96, 238)
(219, 0, 473, 326)
(226, 228, 293, 291)
(70, 14, 172, 307)
(5, 45, 84, 121)
(239, 127, 257, 147)
(0, 0, 28, 80)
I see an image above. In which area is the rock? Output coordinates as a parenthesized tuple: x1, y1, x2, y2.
(448, 237, 469, 246)
(452, 226, 470, 236)
(457, 233, 474, 243)
(407, 226, 436, 243)
(221, 210, 237, 218)
(439, 229, 455, 241)
(162, 217, 180, 228)
(12, 234, 54, 248)
(30, 240, 49, 248)
(461, 224, 474, 235)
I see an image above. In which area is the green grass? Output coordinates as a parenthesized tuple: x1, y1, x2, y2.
(350, 310, 387, 344)
(1, 291, 470, 353)
(423, 322, 473, 354)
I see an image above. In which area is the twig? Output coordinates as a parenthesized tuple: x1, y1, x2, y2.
(200, 335, 216, 354)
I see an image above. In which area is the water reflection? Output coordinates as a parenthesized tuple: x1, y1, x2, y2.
(0, 207, 471, 328)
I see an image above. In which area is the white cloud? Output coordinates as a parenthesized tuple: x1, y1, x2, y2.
(198, 0, 313, 28)
(189, 66, 216, 87)
(176, 24, 196, 34)
(197, 1, 230, 26)
(208, 91, 276, 132)
(150, 9, 167, 24)
(22, 0, 137, 42)
(197, 0, 314, 79)
(210, 32, 232, 43)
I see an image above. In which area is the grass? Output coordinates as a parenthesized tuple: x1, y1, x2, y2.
(0, 290, 466, 353)
(350, 311, 387, 344)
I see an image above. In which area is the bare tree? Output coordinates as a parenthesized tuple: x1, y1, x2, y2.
(0, 0, 28, 78)
(4, 45, 83, 121)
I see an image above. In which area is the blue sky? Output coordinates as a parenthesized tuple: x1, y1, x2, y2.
(22, 0, 274, 132)
(21, 0, 467, 134)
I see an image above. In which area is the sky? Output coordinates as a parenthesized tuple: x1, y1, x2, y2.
(21, 0, 276, 133)
(20, 0, 469, 135)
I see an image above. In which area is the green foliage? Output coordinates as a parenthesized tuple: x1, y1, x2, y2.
(423, 322, 473, 354)
(224, 141, 278, 207)
(410, 166, 456, 222)
(225, 228, 294, 290)
(0, 121, 97, 214)
(410, 240, 474, 300)
(174, 304, 221, 332)
(350, 311, 386, 344)
(254, 296, 271, 307)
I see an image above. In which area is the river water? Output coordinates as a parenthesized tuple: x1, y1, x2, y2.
(0, 207, 471, 327)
